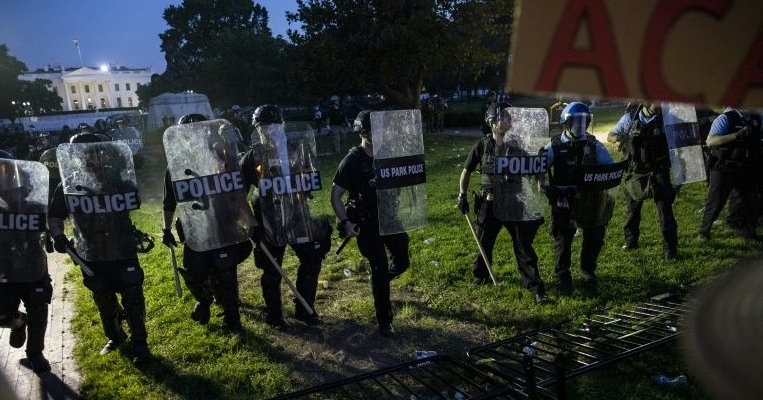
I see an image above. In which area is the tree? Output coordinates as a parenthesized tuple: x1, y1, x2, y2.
(144, 0, 290, 109)
(0, 44, 28, 119)
(286, 0, 513, 109)
(0, 45, 63, 120)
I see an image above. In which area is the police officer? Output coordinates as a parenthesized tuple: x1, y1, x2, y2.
(698, 107, 761, 242)
(240, 105, 332, 329)
(48, 133, 152, 364)
(458, 102, 548, 303)
(161, 114, 254, 334)
(27, 132, 54, 162)
(607, 103, 678, 260)
(327, 95, 350, 154)
(331, 110, 410, 337)
(59, 125, 74, 145)
(542, 102, 615, 295)
(0, 157, 53, 374)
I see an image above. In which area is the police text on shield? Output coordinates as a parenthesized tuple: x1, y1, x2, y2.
(173, 170, 245, 202)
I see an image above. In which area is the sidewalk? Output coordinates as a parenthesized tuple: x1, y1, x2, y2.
(0, 252, 82, 400)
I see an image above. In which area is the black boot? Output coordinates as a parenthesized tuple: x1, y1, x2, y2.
(8, 311, 27, 349)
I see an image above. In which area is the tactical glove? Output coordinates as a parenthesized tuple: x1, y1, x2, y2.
(250, 224, 265, 244)
(162, 229, 177, 247)
(457, 194, 469, 215)
(53, 234, 69, 254)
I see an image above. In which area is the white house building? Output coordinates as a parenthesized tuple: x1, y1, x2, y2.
(19, 65, 153, 112)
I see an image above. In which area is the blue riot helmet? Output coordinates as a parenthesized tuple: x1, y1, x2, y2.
(560, 102, 592, 138)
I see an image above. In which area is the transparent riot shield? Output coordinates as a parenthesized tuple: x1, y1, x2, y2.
(39, 147, 60, 199)
(491, 107, 549, 221)
(57, 142, 139, 261)
(573, 160, 628, 229)
(371, 110, 427, 235)
(111, 127, 144, 155)
(0, 159, 48, 282)
(253, 121, 322, 246)
(163, 119, 251, 252)
(663, 102, 706, 185)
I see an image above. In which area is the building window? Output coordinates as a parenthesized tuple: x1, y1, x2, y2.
(98, 84, 103, 92)
(70, 85, 76, 94)
(115, 83, 120, 91)
(73, 99, 80, 110)
(117, 98, 123, 107)
(126, 83, 131, 91)
(128, 97, 133, 107)
(136, 83, 141, 89)
(100, 98, 106, 108)
(85, 85, 90, 93)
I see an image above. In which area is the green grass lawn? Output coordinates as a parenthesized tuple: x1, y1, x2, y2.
(67, 100, 754, 399)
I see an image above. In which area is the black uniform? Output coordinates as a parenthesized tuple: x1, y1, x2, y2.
(0, 192, 52, 374)
(699, 109, 760, 240)
(162, 170, 252, 332)
(49, 172, 150, 363)
(333, 146, 409, 331)
(462, 136, 546, 296)
(609, 107, 678, 258)
(239, 144, 331, 327)
(544, 133, 615, 293)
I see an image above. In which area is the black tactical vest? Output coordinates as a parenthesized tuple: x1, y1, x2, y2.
(710, 110, 753, 169)
(628, 109, 670, 172)
(548, 134, 598, 186)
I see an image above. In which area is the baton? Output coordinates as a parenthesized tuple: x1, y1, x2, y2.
(257, 242, 315, 315)
(168, 245, 183, 298)
(65, 247, 95, 277)
(335, 236, 352, 255)
(464, 215, 498, 285)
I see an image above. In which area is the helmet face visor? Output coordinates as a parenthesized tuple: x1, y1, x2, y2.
(566, 113, 591, 137)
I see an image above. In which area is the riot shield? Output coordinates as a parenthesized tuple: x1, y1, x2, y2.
(0, 159, 48, 282)
(39, 147, 60, 198)
(371, 109, 427, 235)
(57, 142, 138, 261)
(573, 160, 628, 229)
(163, 119, 251, 252)
(662, 102, 706, 185)
(111, 126, 144, 155)
(491, 107, 549, 221)
(253, 121, 322, 246)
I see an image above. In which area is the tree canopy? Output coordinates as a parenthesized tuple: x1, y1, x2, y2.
(286, 0, 513, 108)
(0, 45, 62, 120)
(144, 0, 290, 109)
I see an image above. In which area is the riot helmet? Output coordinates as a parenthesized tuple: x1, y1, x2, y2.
(353, 110, 372, 134)
(70, 132, 102, 144)
(485, 102, 512, 126)
(115, 117, 126, 129)
(178, 114, 208, 125)
(94, 119, 108, 133)
(77, 123, 94, 134)
(252, 104, 283, 127)
(560, 102, 592, 138)
(330, 95, 340, 103)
